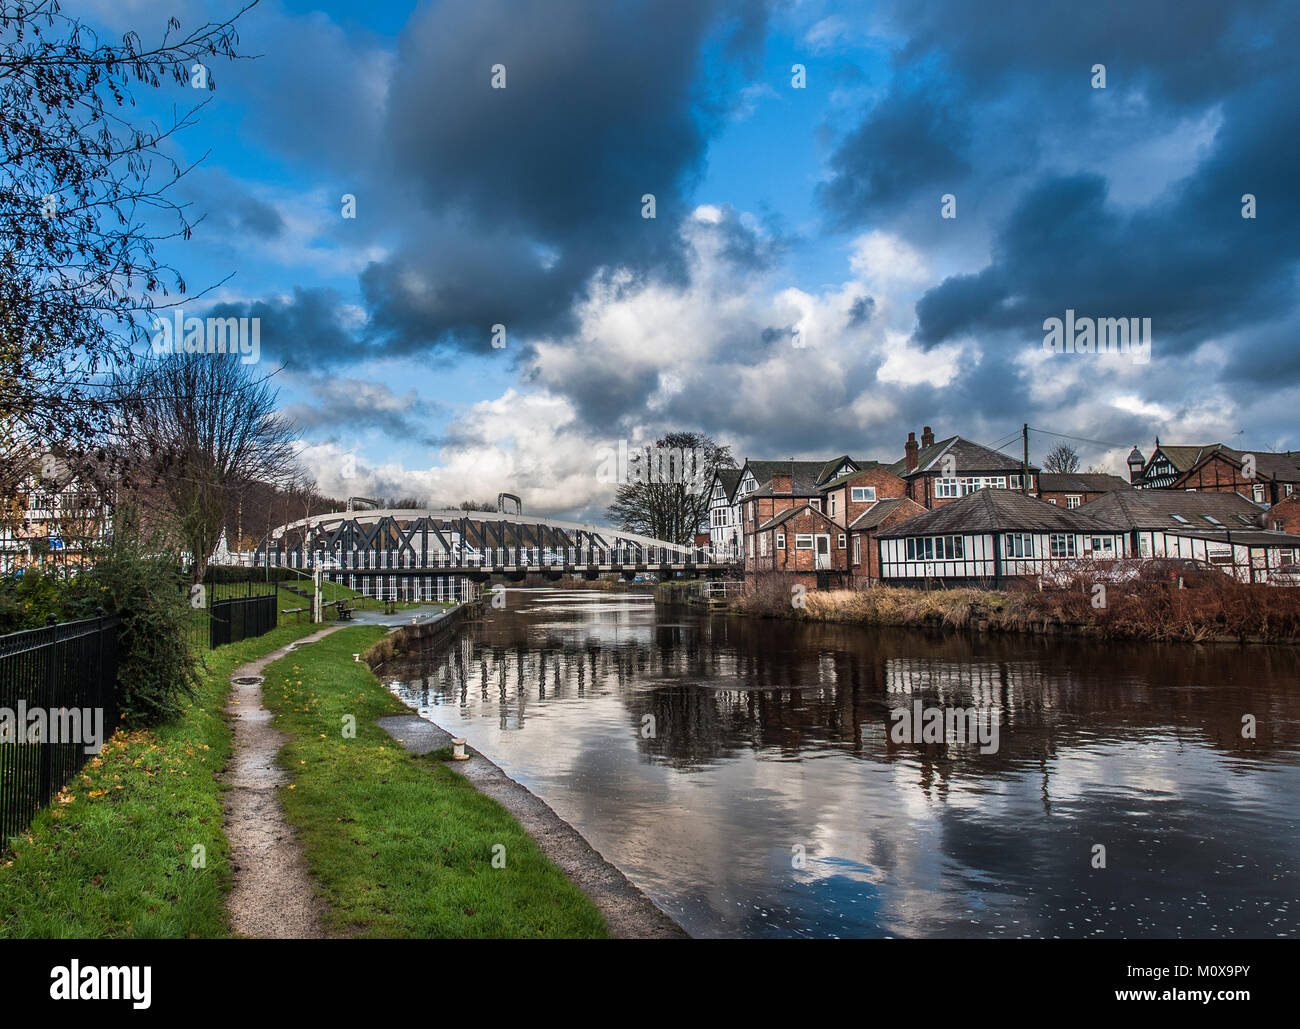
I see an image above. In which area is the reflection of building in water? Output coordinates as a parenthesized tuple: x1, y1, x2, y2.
(884, 656, 1055, 715)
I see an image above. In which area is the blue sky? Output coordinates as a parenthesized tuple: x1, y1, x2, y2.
(82, 0, 1300, 518)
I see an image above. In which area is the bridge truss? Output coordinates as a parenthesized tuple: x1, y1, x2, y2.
(257, 509, 736, 601)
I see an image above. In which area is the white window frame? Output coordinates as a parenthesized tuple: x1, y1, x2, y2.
(795, 534, 814, 550)
(851, 486, 877, 503)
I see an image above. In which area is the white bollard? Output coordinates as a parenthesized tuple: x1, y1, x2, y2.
(451, 738, 469, 761)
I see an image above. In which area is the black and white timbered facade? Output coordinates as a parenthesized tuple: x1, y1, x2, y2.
(876, 489, 1123, 585)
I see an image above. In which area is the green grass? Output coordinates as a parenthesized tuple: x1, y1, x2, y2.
(263, 628, 609, 938)
(0, 621, 323, 938)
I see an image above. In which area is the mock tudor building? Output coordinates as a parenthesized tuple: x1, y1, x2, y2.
(0, 456, 114, 574)
(876, 489, 1123, 587)
(1037, 472, 1133, 508)
(1084, 489, 1300, 582)
(888, 427, 1039, 509)
(705, 468, 744, 561)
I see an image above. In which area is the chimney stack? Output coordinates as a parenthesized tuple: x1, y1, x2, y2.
(921, 425, 934, 449)
(905, 432, 919, 473)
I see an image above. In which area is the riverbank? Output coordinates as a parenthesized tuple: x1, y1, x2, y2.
(0, 621, 324, 938)
(731, 577, 1300, 644)
(261, 627, 609, 937)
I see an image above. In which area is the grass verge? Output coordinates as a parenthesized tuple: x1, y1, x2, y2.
(263, 627, 608, 938)
(0, 621, 323, 938)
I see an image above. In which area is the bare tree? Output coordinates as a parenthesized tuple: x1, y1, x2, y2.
(1043, 443, 1081, 474)
(0, 1, 258, 445)
(114, 352, 299, 581)
(605, 431, 734, 545)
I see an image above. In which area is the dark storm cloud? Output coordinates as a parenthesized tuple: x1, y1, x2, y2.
(915, 59, 1300, 359)
(206, 287, 365, 368)
(885, 0, 1287, 109)
(819, 80, 971, 224)
(805, 0, 1300, 393)
(359, 0, 772, 354)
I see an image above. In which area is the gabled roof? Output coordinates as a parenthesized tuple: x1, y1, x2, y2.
(848, 497, 918, 530)
(819, 462, 890, 492)
(755, 503, 840, 533)
(877, 488, 1114, 539)
(888, 436, 1034, 478)
(1147, 444, 1220, 474)
(817, 455, 859, 485)
(1084, 489, 1265, 530)
(739, 457, 858, 495)
(712, 468, 743, 502)
(1037, 472, 1134, 494)
(1173, 446, 1300, 484)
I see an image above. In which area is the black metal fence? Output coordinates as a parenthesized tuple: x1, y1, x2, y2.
(0, 614, 121, 840)
(183, 580, 279, 651)
(209, 592, 278, 648)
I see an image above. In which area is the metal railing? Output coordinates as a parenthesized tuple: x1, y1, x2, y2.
(184, 580, 280, 651)
(0, 614, 121, 839)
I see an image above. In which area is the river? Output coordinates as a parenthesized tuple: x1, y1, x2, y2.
(385, 588, 1300, 939)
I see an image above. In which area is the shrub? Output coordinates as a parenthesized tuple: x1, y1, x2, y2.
(89, 533, 201, 727)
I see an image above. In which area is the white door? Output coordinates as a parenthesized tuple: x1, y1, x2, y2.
(815, 534, 831, 570)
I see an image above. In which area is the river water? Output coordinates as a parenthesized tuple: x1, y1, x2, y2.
(385, 589, 1300, 939)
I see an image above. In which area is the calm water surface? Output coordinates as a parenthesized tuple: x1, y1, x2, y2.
(386, 589, 1300, 939)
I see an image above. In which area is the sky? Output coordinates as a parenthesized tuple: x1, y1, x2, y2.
(81, 0, 1300, 520)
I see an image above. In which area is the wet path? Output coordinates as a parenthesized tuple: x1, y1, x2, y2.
(222, 626, 342, 938)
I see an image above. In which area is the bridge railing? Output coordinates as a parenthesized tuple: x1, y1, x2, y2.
(260, 542, 735, 568)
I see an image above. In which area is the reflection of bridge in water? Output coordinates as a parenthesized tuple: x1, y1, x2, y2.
(257, 508, 739, 601)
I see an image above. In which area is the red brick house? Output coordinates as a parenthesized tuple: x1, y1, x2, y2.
(1128, 440, 1300, 501)
(1037, 472, 1133, 508)
(735, 457, 859, 564)
(818, 463, 908, 527)
(746, 504, 848, 588)
(1266, 494, 1300, 536)
(1165, 446, 1300, 507)
(847, 496, 927, 585)
(887, 427, 1040, 509)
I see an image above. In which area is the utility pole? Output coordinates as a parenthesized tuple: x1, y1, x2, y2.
(1022, 424, 1030, 495)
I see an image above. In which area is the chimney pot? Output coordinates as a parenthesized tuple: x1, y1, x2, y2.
(905, 432, 919, 473)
